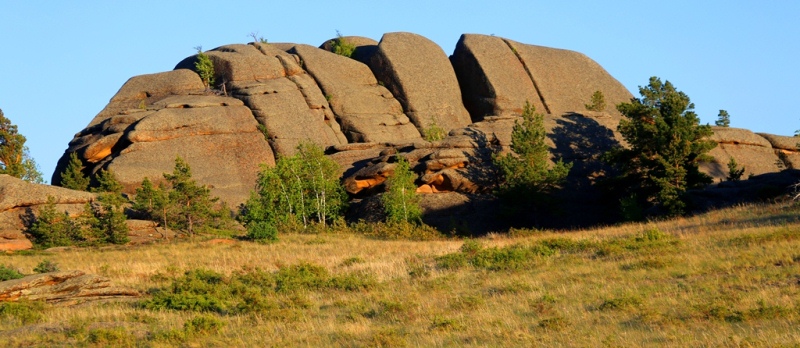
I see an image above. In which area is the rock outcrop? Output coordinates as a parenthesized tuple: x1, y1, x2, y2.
(46, 32, 797, 232)
(0, 175, 95, 251)
(368, 32, 472, 133)
(0, 271, 139, 305)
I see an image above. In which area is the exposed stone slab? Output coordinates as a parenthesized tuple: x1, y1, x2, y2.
(368, 32, 471, 133)
(0, 271, 139, 305)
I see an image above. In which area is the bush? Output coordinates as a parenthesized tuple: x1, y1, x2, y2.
(245, 221, 278, 243)
(0, 264, 24, 281)
(194, 46, 215, 89)
(330, 30, 355, 58)
(423, 121, 447, 141)
(33, 260, 59, 273)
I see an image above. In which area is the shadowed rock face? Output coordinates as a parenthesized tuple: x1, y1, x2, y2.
(701, 127, 783, 182)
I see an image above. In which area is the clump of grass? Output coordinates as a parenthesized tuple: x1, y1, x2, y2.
(722, 227, 800, 247)
(87, 327, 135, 346)
(436, 239, 556, 271)
(598, 294, 643, 311)
(0, 301, 46, 324)
(33, 259, 59, 273)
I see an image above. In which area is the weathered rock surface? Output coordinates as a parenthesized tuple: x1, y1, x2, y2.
(0, 175, 95, 251)
(368, 32, 472, 133)
(702, 127, 782, 181)
(757, 133, 800, 169)
(0, 271, 139, 305)
(451, 34, 544, 120)
(288, 44, 422, 143)
(319, 36, 379, 64)
(177, 43, 348, 155)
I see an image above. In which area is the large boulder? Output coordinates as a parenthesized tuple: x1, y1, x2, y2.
(368, 32, 472, 133)
(757, 132, 800, 169)
(702, 127, 782, 181)
(288, 44, 422, 143)
(180, 43, 348, 156)
(451, 34, 544, 120)
(505, 40, 633, 119)
(0, 175, 96, 251)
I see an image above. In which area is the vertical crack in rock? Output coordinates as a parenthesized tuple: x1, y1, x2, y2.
(502, 39, 550, 114)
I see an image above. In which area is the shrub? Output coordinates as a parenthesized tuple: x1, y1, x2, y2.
(331, 30, 355, 58)
(33, 260, 59, 273)
(25, 196, 86, 248)
(245, 221, 278, 243)
(0, 264, 24, 281)
(184, 314, 224, 335)
(423, 121, 447, 141)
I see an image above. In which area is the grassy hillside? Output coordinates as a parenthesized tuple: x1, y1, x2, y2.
(1, 202, 799, 347)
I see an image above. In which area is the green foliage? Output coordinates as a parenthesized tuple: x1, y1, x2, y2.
(585, 90, 606, 112)
(248, 32, 268, 44)
(142, 264, 375, 314)
(493, 101, 572, 201)
(0, 300, 45, 324)
(133, 177, 171, 229)
(245, 221, 278, 243)
(422, 121, 447, 141)
(331, 30, 356, 58)
(89, 169, 129, 244)
(240, 142, 347, 233)
(0, 108, 43, 183)
(726, 157, 745, 182)
(715, 109, 731, 127)
(33, 260, 59, 273)
(194, 47, 215, 89)
(163, 157, 217, 236)
(0, 264, 24, 281)
(59, 152, 89, 191)
(184, 314, 224, 335)
(604, 77, 716, 216)
(25, 196, 86, 248)
(382, 156, 422, 224)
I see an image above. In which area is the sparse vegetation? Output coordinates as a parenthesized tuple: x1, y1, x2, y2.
(2, 201, 800, 346)
(584, 90, 606, 112)
(193, 46, 215, 89)
(422, 121, 447, 141)
(330, 30, 356, 58)
(0, 264, 24, 281)
(33, 260, 59, 273)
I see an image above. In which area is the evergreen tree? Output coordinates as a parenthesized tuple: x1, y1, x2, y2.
(25, 196, 84, 248)
(493, 101, 572, 200)
(0, 108, 43, 183)
(605, 77, 716, 216)
(194, 47, 215, 89)
(715, 109, 731, 127)
(89, 169, 129, 244)
(382, 156, 422, 224)
(60, 152, 90, 191)
(585, 90, 607, 112)
(163, 156, 216, 236)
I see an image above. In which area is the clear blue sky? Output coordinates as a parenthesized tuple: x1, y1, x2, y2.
(1, 1, 798, 181)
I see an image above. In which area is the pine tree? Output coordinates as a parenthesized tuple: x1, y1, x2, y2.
(164, 156, 216, 236)
(194, 47, 215, 89)
(715, 109, 731, 127)
(585, 90, 606, 112)
(60, 152, 90, 191)
(493, 101, 572, 200)
(25, 196, 84, 248)
(0, 108, 43, 183)
(382, 155, 422, 224)
(89, 169, 129, 244)
(605, 77, 716, 216)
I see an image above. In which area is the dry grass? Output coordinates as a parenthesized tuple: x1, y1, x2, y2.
(2, 202, 800, 347)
